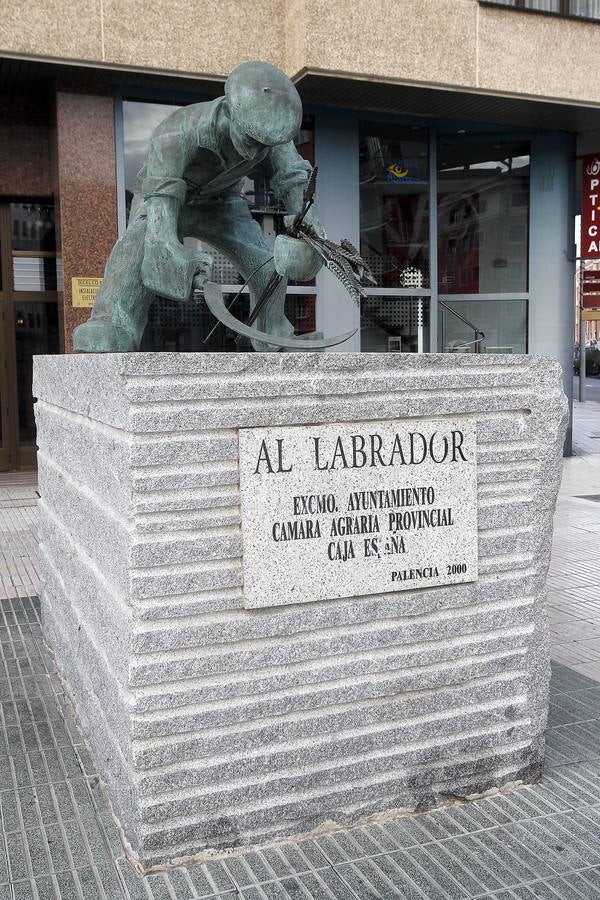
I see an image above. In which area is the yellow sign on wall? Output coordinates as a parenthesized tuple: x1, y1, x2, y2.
(582, 309, 600, 321)
(72, 277, 102, 308)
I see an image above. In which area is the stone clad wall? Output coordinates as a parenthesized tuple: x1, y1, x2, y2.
(33, 352, 567, 869)
(5, 0, 600, 108)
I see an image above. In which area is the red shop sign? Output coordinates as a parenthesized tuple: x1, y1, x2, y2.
(582, 155, 600, 259)
(582, 271, 600, 294)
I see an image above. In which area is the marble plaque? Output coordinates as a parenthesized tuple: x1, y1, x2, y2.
(239, 418, 478, 608)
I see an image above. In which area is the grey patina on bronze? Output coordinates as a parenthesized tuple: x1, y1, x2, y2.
(73, 60, 361, 353)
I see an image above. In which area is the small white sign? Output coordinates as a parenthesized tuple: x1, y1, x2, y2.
(238, 418, 478, 609)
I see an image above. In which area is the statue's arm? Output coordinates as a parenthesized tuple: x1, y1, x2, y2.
(268, 142, 325, 237)
(142, 131, 193, 238)
(268, 142, 325, 282)
(268, 142, 313, 215)
(140, 129, 211, 301)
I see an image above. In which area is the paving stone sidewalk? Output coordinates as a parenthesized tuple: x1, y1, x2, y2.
(547, 400, 600, 679)
(0, 402, 599, 899)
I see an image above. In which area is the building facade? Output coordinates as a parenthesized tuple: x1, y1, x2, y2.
(1, 0, 600, 468)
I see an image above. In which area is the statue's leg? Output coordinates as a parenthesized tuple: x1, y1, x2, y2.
(183, 195, 293, 351)
(73, 202, 155, 352)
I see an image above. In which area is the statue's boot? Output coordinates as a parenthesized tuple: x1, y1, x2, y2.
(73, 318, 138, 352)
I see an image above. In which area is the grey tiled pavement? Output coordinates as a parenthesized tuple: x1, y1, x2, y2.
(547, 400, 600, 679)
(2, 602, 600, 900)
(0, 399, 600, 899)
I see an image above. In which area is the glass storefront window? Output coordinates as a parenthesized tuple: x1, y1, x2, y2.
(122, 100, 315, 221)
(140, 294, 229, 353)
(360, 296, 429, 353)
(10, 203, 58, 292)
(359, 122, 429, 289)
(123, 101, 183, 215)
(480, 0, 600, 22)
(10, 203, 56, 252)
(123, 98, 318, 349)
(438, 140, 530, 294)
(571, 0, 600, 17)
(285, 294, 316, 335)
(482, 0, 562, 10)
(439, 299, 527, 354)
(139, 291, 316, 352)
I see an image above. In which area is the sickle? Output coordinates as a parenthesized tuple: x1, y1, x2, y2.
(203, 282, 356, 350)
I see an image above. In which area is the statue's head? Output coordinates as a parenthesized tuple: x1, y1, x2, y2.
(224, 61, 303, 160)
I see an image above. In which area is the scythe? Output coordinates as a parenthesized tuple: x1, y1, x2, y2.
(203, 282, 356, 350)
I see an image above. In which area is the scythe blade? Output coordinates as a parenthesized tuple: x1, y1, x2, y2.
(203, 282, 356, 350)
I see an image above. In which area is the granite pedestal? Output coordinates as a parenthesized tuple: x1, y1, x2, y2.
(32, 352, 567, 870)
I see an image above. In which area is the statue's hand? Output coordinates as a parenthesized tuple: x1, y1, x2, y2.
(274, 234, 323, 281)
(142, 239, 213, 301)
(279, 210, 325, 281)
(284, 210, 326, 240)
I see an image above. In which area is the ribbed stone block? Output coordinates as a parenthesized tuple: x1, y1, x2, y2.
(33, 352, 567, 870)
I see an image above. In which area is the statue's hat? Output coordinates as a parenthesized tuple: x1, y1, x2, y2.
(225, 61, 302, 146)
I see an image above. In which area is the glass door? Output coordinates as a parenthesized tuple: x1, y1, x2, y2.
(0, 205, 14, 471)
(0, 202, 59, 471)
(358, 121, 431, 352)
(437, 138, 530, 353)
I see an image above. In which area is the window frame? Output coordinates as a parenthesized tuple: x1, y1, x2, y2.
(479, 0, 600, 25)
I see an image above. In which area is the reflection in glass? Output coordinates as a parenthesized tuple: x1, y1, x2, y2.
(520, 0, 560, 9)
(10, 203, 56, 252)
(438, 141, 530, 294)
(439, 299, 527, 354)
(360, 296, 429, 353)
(285, 294, 316, 335)
(359, 122, 429, 289)
(10, 203, 58, 292)
(481, 0, 600, 20)
(140, 292, 316, 351)
(12, 257, 58, 292)
(123, 100, 315, 220)
(570, 0, 600, 18)
(15, 303, 59, 446)
(122, 101, 183, 215)
(485, 0, 561, 10)
(140, 293, 233, 352)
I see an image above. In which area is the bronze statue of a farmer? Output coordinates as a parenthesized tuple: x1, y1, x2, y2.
(74, 61, 329, 353)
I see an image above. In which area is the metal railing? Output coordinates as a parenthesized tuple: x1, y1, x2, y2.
(439, 300, 485, 353)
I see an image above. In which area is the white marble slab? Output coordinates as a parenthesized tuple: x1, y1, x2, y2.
(239, 417, 478, 608)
